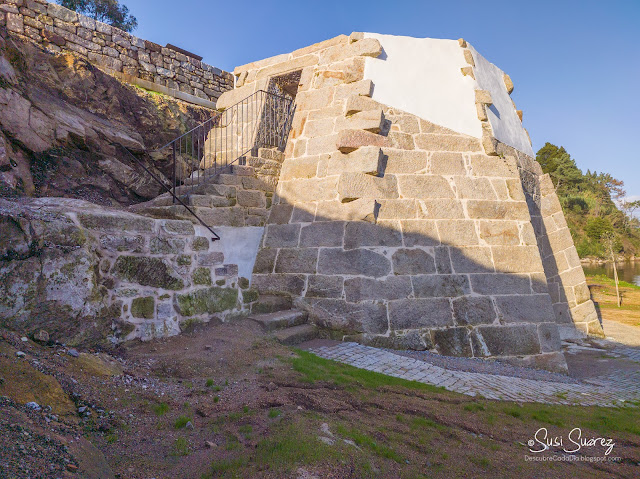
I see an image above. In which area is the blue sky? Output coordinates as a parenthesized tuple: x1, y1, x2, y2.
(124, 0, 640, 200)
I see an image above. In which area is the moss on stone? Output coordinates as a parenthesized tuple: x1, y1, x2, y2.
(192, 237, 209, 251)
(238, 277, 250, 289)
(177, 255, 192, 266)
(216, 279, 226, 286)
(175, 287, 238, 316)
(131, 296, 155, 319)
(242, 288, 259, 304)
(192, 267, 212, 286)
(112, 256, 184, 290)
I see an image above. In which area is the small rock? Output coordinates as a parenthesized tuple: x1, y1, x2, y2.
(78, 406, 87, 413)
(66, 463, 78, 472)
(205, 441, 216, 448)
(185, 421, 194, 430)
(266, 382, 277, 392)
(26, 402, 41, 411)
(16, 351, 26, 358)
(34, 330, 50, 343)
(20, 337, 28, 342)
(67, 349, 79, 358)
(204, 345, 212, 350)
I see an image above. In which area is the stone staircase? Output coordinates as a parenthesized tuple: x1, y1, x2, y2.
(130, 147, 284, 227)
(248, 307, 318, 345)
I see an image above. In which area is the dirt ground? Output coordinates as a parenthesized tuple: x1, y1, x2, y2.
(1, 316, 639, 479)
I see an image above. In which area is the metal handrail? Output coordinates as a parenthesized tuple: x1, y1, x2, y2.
(117, 89, 296, 241)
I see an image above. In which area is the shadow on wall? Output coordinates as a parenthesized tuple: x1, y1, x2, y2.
(253, 189, 582, 373)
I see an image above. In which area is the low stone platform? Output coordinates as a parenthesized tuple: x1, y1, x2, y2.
(306, 340, 640, 407)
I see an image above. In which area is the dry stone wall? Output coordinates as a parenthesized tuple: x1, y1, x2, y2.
(0, 0, 233, 104)
(221, 33, 574, 372)
(0, 198, 255, 345)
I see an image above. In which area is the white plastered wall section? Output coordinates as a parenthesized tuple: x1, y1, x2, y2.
(468, 45, 534, 157)
(363, 33, 533, 157)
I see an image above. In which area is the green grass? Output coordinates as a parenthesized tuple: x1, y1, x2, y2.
(336, 425, 404, 463)
(291, 349, 445, 393)
(268, 408, 282, 418)
(589, 274, 640, 290)
(463, 403, 485, 412)
(174, 415, 191, 429)
(152, 402, 170, 416)
(206, 378, 214, 388)
(172, 437, 190, 456)
(106, 434, 117, 444)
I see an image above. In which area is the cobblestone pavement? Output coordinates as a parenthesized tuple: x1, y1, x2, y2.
(308, 341, 640, 407)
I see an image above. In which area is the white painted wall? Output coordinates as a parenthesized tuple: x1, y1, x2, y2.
(363, 33, 533, 156)
(363, 33, 481, 138)
(469, 46, 534, 156)
(197, 225, 264, 280)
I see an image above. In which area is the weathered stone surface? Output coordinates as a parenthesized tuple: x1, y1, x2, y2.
(392, 249, 436, 275)
(397, 175, 455, 199)
(469, 154, 519, 178)
(99, 234, 144, 253)
(470, 273, 531, 295)
(337, 172, 398, 200)
(344, 276, 411, 302)
(112, 256, 184, 290)
(466, 200, 530, 221)
(275, 248, 318, 273)
(344, 221, 402, 248)
(449, 247, 494, 273)
(377, 200, 417, 220)
(306, 298, 388, 334)
(237, 190, 265, 208)
(336, 129, 388, 153)
(478, 221, 520, 246)
(434, 247, 452, 274)
(538, 322, 561, 352)
(253, 248, 277, 274)
(417, 199, 465, 219)
(453, 177, 497, 200)
(131, 296, 155, 319)
(382, 149, 428, 174)
(349, 330, 432, 351)
(192, 267, 212, 286)
(414, 134, 482, 152)
(252, 273, 306, 296)
(326, 146, 383, 176)
(412, 274, 470, 298)
(278, 177, 338, 202)
(191, 236, 209, 251)
(474, 89, 492, 105)
(400, 220, 439, 246)
(306, 275, 344, 298)
(473, 324, 540, 357)
(503, 73, 514, 94)
(197, 252, 225, 266)
(492, 246, 544, 273)
(452, 296, 496, 325)
(433, 327, 472, 357)
(436, 220, 478, 246)
(149, 237, 185, 254)
(389, 298, 453, 329)
(78, 212, 154, 233)
(430, 152, 466, 175)
(494, 295, 556, 323)
(316, 199, 377, 222)
(299, 221, 345, 247)
(318, 248, 391, 277)
(175, 287, 238, 316)
(264, 223, 301, 248)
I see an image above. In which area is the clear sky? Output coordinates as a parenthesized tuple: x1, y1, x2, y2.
(123, 0, 640, 200)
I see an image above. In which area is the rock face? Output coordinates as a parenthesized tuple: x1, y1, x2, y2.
(0, 198, 250, 346)
(216, 32, 602, 372)
(0, 27, 211, 206)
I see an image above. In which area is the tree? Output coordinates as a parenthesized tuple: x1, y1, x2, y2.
(58, 0, 137, 33)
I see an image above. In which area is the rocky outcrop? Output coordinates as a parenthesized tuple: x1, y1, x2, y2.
(0, 26, 211, 206)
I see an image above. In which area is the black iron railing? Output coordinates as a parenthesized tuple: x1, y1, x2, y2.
(161, 89, 295, 198)
(120, 89, 296, 241)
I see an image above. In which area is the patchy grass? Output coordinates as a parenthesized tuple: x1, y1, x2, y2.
(268, 408, 282, 418)
(174, 415, 191, 429)
(152, 402, 170, 416)
(171, 437, 189, 456)
(291, 349, 445, 393)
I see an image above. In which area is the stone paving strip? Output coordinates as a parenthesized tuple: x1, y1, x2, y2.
(309, 342, 640, 407)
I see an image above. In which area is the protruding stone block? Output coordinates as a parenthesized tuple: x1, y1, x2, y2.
(475, 90, 493, 105)
(503, 73, 514, 94)
(327, 146, 384, 176)
(336, 129, 388, 153)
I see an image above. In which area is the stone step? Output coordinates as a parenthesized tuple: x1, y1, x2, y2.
(146, 193, 235, 208)
(273, 324, 318, 346)
(135, 205, 246, 226)
(249, 309, 308, 332)
(250, 295, 292, 314)
(171, 183, 237, 197)
(257, 148, 285, 162)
